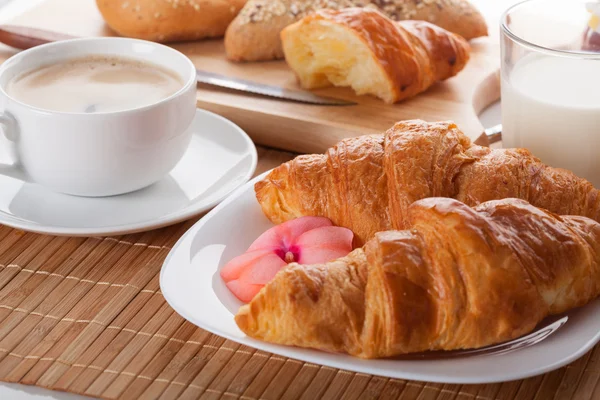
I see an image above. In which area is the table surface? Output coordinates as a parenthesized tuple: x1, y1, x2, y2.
(0, 0, 504, 398)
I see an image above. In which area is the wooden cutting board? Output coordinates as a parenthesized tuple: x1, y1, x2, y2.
(2, 0, 501, 153)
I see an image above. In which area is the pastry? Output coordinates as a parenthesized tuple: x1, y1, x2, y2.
(255, 120, 600, 245)
(225, 0, 487, 62)
(96, 0, 247, 42)
(236, 197, 600, 358)
(281, 8, 470, 103)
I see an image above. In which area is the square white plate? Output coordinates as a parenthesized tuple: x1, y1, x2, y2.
(160, 172, 600, 384)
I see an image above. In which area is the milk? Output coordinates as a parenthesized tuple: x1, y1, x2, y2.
(501, 55, 600, 187)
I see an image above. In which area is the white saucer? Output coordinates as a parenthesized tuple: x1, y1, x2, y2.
(0, 109, 257, 236)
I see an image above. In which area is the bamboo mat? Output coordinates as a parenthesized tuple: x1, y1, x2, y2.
(0, 147, 598, 400)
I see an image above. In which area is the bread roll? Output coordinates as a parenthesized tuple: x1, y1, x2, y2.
(96, 0, 247, 42)
(225, 0, 487, 62)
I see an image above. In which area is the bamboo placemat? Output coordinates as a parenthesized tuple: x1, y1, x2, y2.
(0, 146, 599, 400)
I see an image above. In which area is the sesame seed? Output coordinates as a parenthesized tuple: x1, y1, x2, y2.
(121, 1, 129, 8)
(154, 11, 161, 17)
(236, 0, 453, 25)
(290, 3, 299, 15)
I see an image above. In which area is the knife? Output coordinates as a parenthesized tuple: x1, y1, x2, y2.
(194, 70, 354, 105)
(484, 124, 502, 144)
(0, 25, 355, 106)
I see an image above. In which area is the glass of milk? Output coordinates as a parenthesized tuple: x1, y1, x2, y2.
(501, 0, 600, 186)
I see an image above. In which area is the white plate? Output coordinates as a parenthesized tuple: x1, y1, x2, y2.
(0, 109, 257, 236)
(160, 172, 600, 384)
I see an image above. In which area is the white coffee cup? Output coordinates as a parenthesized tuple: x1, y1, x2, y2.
(0, 37, 197, 197)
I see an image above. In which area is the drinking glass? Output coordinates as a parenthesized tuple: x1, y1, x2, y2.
(501, 0, 600, 186)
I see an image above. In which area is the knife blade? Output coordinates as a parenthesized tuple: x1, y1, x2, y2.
(474, 123, 502, 147)
(0, 25, 355, 106)
(194, 70, 353, 105)
(484, 124, 502, 144)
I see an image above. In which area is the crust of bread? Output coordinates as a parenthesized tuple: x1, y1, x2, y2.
(403, 0, 488, 42)
(225, 4, 295, 61)
(96, 0, 247, 42)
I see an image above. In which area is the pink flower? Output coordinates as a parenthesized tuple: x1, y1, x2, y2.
(220, 216, 354, 302)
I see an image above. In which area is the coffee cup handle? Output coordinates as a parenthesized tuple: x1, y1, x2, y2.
(0, 112, 29, 182)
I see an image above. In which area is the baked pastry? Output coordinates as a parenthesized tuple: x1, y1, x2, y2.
(96, 0, 247, 42)
(256, 120, 600, 245)
(225, 0, 487, 62)
(236, 197, 600, 358)
(281, 8, 470, 103)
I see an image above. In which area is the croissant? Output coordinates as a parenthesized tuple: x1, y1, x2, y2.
(236, 197, 600, 358)
(281, 8, 470, 103)
(225, 0, 487, 62)
(255, 120, 600, 245)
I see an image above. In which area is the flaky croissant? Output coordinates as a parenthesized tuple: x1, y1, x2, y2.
(256, 120, 600, 245)
(236, 197, 600, 358)
(281, 8, 470, 103)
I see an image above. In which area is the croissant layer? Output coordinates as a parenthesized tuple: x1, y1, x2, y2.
(236, 198, 600, 358)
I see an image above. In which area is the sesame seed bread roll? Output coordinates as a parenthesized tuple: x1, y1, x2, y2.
(96, 0, 248, 42)
(225, 0, 486, 62)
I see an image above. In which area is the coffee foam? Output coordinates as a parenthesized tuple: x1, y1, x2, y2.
(6, 55, 184, 113)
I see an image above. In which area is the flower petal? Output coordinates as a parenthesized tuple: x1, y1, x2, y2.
(225, 279, 263, 303)
(247, 216, 332, 252)
(220, 249, 273, 282)
(239, 253, 288, 285)
(295, 226, 354, 265)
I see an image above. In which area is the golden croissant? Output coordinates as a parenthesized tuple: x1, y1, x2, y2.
(236, 197, 600, 358)
(256, 120, 600, 246)
(281, 8, 470, 103)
